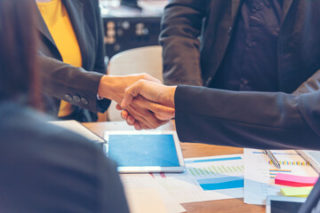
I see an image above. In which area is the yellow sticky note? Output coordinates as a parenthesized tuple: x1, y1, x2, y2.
(280, 186, 313, 198)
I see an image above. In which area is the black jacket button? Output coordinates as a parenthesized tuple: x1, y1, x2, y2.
(81, 97, 89, 105)
(64, 94, 72, 102)
(73, 95, 81, 103)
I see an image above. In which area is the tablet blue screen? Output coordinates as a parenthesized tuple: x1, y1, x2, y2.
(108, 134, 180, 167)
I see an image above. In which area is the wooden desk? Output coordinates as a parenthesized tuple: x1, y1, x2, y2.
(83, 121, 265, 213)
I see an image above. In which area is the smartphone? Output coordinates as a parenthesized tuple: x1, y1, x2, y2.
(266, 196, 306, 213)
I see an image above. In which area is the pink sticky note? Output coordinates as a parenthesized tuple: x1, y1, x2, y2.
(275, 174, 318, 187)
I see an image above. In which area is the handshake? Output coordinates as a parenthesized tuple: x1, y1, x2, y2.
(98, 73, 177, 130)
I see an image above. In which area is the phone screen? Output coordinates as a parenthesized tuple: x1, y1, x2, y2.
(270, 200, 303, 213)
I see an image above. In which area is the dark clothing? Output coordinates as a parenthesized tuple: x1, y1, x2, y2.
(161, 0, 320, 93)
(299, 179, 320, 213)
(36, 0, 110, 121)
(174, 79, 320, 150)
(212, 0, 283, 91)
(174, 69, 320, 212)
(0, 102, 129, 212)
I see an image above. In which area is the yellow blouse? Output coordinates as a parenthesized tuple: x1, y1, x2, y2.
(37, 0, 82, 117)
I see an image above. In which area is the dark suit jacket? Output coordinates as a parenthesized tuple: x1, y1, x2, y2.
(161, 0, 320, 93)
(0, 102, 129, 213)
(174, 70, 320, 213)
(36, 0, 110, 119)
(174, 69, 320, 150)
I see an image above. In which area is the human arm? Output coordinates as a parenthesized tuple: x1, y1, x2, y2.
(120, 80, 176, 129)
(121, 75, 320, 150)
(40, 55, 166, 128)
(174, 86, 320, 150)
(160, 0, 208, 85)
(39, 55, 109, 112)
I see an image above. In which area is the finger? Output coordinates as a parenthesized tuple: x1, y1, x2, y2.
(149, 104, 175, 121)
(134, 121, 142, 130)
(123, 113, 136, 127)
(127, 114, 136, 126)
(127, 108, 155, 129)
(138, 121, 151, 130)
(121, 81, 143, 108)
(141, 73, 161, 83)
(121, 110, 128, 120)
(116, 104, 122, 110)
(133, 96, 175, 121)
(127, 104, 164, 129)
(126, 106, 152, 128)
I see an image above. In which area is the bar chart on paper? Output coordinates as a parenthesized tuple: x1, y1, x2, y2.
(244, 149, 318, 205)
(152, 155, 244, 204)
(186, 156, 244, 191)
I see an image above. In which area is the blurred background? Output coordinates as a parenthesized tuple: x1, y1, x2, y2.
(99, 0, 168, 60)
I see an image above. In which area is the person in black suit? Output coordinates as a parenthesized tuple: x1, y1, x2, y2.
(120, 70, 320, 213)
(0, 0, 129, 212)
(161, 0, 320, 93)
(120, 71, 320, 150)
(35, 0, 166, 129)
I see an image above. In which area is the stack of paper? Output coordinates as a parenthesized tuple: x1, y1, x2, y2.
(152, 155, 244, 204)
(244, 149, 318, 205)
(120, 174, 185, 213)
(49, 120, 104, 143)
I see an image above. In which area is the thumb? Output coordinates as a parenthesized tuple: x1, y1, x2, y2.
(121, 80, 144, 108)
(148, 102, 175, 120)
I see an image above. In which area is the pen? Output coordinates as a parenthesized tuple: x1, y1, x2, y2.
(264, 150, 281, 169)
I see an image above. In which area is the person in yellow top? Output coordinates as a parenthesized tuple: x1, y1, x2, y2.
(35, 0, 169, 128)
(37, 0, 82, 118)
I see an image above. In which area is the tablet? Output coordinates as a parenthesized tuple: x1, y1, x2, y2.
(103, 131, 185, 173)
(266, 196, 306, 213)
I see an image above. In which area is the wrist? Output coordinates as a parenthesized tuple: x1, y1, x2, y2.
(165, 86, 177, 108)
(98, 76, 123, 103)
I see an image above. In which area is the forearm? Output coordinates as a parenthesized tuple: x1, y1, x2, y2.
(175, 86, 320, 150)
(39, 55, 110, 112)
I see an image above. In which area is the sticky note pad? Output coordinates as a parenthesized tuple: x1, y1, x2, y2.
(280, 186, 313, 198)
(275, 174, 318, 187)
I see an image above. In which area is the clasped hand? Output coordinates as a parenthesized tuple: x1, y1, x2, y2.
(98, 74, 176, 129)
(120, 80, 177, 130)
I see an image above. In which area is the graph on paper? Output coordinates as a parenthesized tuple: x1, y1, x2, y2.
(185, 156, 244, 191)
(244, 149, 318, 205)
(252, 150, 311, 179)
(187, 165, 244, 177)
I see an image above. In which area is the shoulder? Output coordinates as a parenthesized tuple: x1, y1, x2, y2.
(0, 102, 124, 211)
(0, 102, 112, 170)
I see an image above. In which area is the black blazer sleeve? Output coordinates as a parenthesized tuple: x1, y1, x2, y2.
(39, 55, 110, 113)
(160, 0, 208, 86)
(174, 70, 320, 150)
